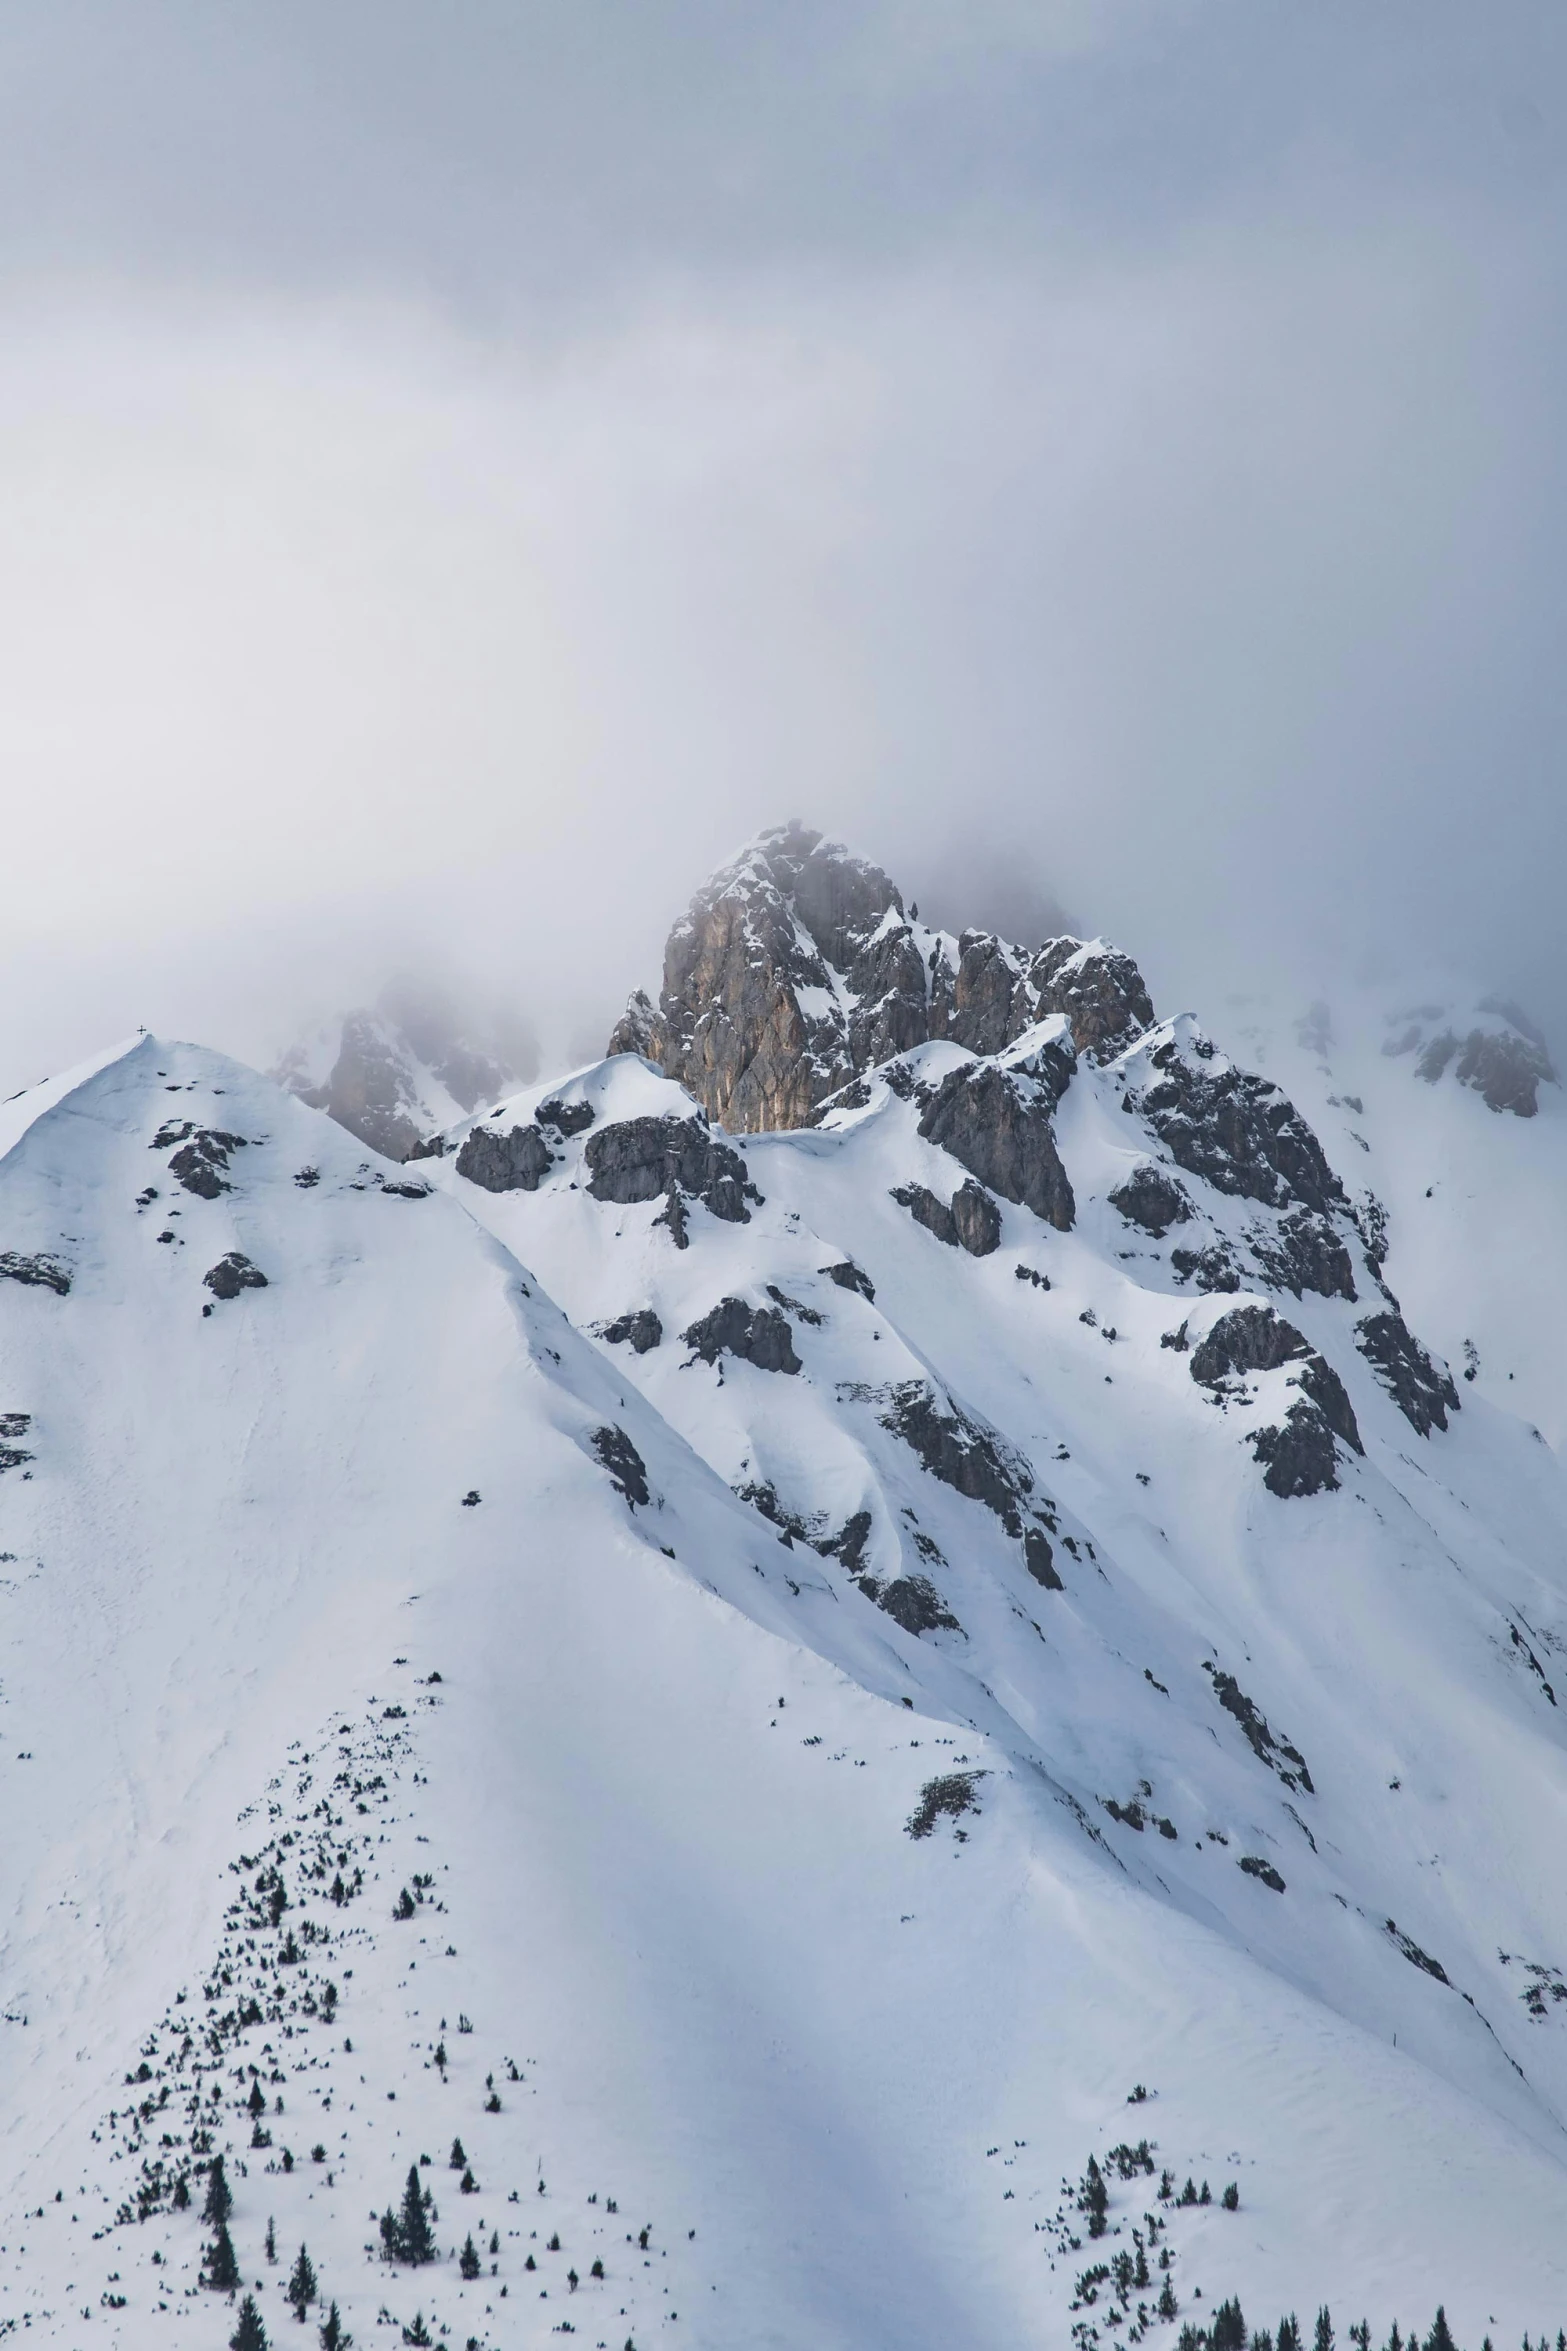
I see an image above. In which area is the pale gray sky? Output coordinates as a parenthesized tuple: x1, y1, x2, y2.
(1, 3, 1565, 1085)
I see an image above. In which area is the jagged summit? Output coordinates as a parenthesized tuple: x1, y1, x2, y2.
(273, 977, 538, 1160)
(608, 820, 1153, 1131)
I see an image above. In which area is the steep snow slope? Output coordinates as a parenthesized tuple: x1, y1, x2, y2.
(5, 1005, 1567, 2347)
(1226, 989, 1567, 1451)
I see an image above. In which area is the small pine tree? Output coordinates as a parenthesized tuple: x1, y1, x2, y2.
(248, 2078, 266, 2116)
(397, 2163, 437, 2264)
(266, 2216, 277, 2263)
(1082, 2155, 1109, 2239)
(460, 2233, 481, 2279)
(460, 2167, 478, 2195)
(1222, 2181, 1239, 2211)
(230, 2293, 269, 2351)
(318, 2305, 353, 2351)
(172, 2173, 191, 2211)
(204, 2218, 241, 2293)
(1253, 2332, 1276, 2351)
(449, 2138, 467, 2170)
(1158, 2277, 1178, 2321)
(489, 2232, 499, 2255)
(1278, 2316, 1303, 2351)
(1315, 2308, 1336, 2351)
(1386, 2329, 1402, 2351)
(1213, 2299, 1248, 2351)
(402, 2319, 432, 2348)
(591, 2258, 605, 2279)
(1350, 2327, 1370, 2351)
(204, 2155, 234, 2227)
(393, 1887, 416, 1920)
(287, 2244, 318, 2319)
(1200, 2179, 1212, 2206)
(1425, 2313, 1457, 2351)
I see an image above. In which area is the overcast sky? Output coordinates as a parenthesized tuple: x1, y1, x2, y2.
(2, 1, 1565, 1088)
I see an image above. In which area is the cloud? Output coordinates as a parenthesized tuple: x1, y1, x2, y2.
(0, 5, 1565, 1088)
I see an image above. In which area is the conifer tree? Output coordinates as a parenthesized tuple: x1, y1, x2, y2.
(204, 2154, 234, 2227)
(1315, 2308, 1335, 2351)
(449, 2138, 467, 2170)
(230, 2293, 269, 2351)
(395, 2162, 437, 2264)
(266, 2216, 277, 2263)
(1425, 2312, 1457, 2351)
(460, 2233, 481, 2279)
(1214, 2298, 1248, 2351)
(318, 2304, 353, 2351)
(1278, 2315, 1303, 2351)
(1081, 2155, 1109, 2239)
(248, 2079, 266, 2117)
(204, 2218, 241, 2292)
(287, 2244, 318, 2319)
(1157, 2278, 1177, 2322)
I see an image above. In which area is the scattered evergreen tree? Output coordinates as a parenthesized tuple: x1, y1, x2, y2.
(1200, 2179, 1212, 2206)
(460, 2167, 478, 2195)
(204, 2219, 241, 2293)
(1350, 2327, 1370, 2351)
(248, 2078, 266, 2117)
(393, 1888, 416, 1920)
(1158, 2278, 1178, 2322)
(591, 2259, 605, 2279)
(402, 2318, 432, 2348)
(1134, 2237, 1151, 2290)
(172, 2173, 191, 2211)
(1426, 2312, 1457, 2351)
(1278, 2315, 1303, 2351)
(484, 2090, 501, 2113)
(460, 2233, 481, 2279)
(1214, 2298, 1248, 2351)
(1081, 2155, 1109, 2239)
(568, 2268, 579, 2291)
(1385, 2328, 1402, 2351)
(489, 2232, 499, 2255)
(230, 2293, 269, 2351)
(549, 2232, 562, 2252)
(287, 2244, 318, 2319)
(1222, 2181, 1240, 2211)
(266, 2216, 277, 2264)
(383, 2162, 437, 2265)
(318, 2304, 353, 2351)
(204, 2154, 234, 2227)
(434, 2041, 447, 2074)
(449, 2138, 467, 2170)
(1315, 2308, 1336, 2351)
(1253, 2332, 1276, 2351)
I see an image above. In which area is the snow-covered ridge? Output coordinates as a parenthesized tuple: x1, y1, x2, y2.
(5, 827, 1567, 2346)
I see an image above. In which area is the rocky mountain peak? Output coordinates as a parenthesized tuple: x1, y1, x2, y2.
(608, 821, 1154, 1132)
(273, 979, 538, 1160)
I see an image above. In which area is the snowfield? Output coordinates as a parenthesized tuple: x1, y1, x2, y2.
(5, 866, 1567, 2348)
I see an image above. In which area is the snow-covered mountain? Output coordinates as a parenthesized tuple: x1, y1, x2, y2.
(5, 825, 1567, 2351)
(273, 981, 537, 1161)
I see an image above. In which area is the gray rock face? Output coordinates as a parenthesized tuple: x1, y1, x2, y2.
(1390, 997, 1557, 1117)
(950, 1180, 1003, 1258)
(455, 1123, 554, 1194)
(891, 1179, 1000, 1257)
(821, 1259, 875, 1301)
(275, 983, 536, 1161)
(601, 1309, 664, 1354)
(584, 1116, 758, 1239)
(916, 1052, 1075, 1231)
(1109, 1163, 1192, 1237)
(0, 1251, 71, 1296)
(1355, 1311, 1460, 1435)
(165, 1129, 248, 1200)
(866, 1574, 962, 1637)
(1190, 1305, 1362, 1499)
(203, 1252, 268, 1302)
(1129, 1032, 1346, 1220)
(608, 821, 1152, 1134)
(589, 1424, 649, 1507)
(681, 1297, 802, 1375)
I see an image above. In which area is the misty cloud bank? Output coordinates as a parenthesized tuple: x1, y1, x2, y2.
(1, 2, 1565, 1093)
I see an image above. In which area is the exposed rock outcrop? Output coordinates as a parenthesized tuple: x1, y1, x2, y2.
(1109, 1163, 1193, 1237)
(1388, 997, 1556, 1118)
(915, 1046, 1076, 1232)
(1190, 1304, 1362, 1499)
(584, 1116, 759, 1244)
(608, 822, 1151, 1134)
(455, 1123, 554, 1194)
(1355, 1310, 1460, 1435)
(891, 1178, 1002, 1258)
(276, 981, 536, 1161)
(682, 1297, 802, 1375)
(1127, 1027, 1347, 1220)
